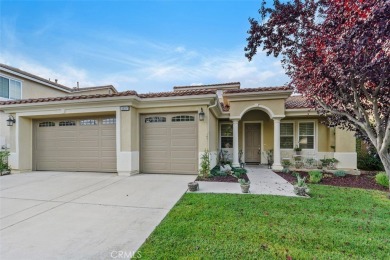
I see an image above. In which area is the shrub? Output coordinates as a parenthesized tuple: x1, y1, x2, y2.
(375, 172, 389, 188)
(199, 150, 211, 178)
(308, 170, 323, 183)
(356, 139, 384, 171)
(334, 170, 346, 177)
(0, 149, 11, 173)
(239, 179, 250, 185)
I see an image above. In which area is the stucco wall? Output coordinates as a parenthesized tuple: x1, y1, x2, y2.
(229, 99, 285, 118)
(0, 71, 68, 99)
(0, 113, 9, 148)
(335, 128, 356, 152)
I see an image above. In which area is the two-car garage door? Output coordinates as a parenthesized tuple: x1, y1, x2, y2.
(34, 113, 198, 174)
(34, 117, 116, 172)
(141, 113, 198, 174)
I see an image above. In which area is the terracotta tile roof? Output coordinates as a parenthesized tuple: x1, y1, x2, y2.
(173, 82, 240, 90)
(139, 89, 216, 98)
(0, 89, 217, 106)
(285, 95, 314, 109)
(0, 91, 138, 105)
(72, 85, 118, 93)
(0, 63, 73, 91)
(224, 86, 292, 94)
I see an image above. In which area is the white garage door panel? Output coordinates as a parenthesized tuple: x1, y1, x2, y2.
(34, 117, 116, 172)
(141, 113, 198, 174)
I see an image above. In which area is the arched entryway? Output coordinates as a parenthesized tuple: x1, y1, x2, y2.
(229, 104, 285, 170)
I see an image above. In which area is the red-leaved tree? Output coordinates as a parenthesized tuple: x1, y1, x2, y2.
(245, 0, 390, 188)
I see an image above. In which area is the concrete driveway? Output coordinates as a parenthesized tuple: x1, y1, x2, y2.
(0, 171, 194, 260)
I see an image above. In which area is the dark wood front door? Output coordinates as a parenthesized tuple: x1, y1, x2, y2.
(245, 123, 261, 162)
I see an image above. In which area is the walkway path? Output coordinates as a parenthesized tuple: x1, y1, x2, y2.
(195, 166, 296, 197)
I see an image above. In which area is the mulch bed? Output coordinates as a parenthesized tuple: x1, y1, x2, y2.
(196, 173, 249, 183)
(276, 170, 387, 191)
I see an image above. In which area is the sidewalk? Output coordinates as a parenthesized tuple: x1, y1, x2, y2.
(193, 166, 297, 197)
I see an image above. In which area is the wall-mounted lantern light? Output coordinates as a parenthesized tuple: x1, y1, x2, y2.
(199, 108, 205, 121)
(6, 115, 16, 127)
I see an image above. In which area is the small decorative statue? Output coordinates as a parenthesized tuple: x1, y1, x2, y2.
(263, 149, 274, 169)
(239, 150, 245, 168)
(218, 149, 225, 166)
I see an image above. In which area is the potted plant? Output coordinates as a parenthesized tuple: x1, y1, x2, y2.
(293, 174, 310, 196)
(281, 159, 292, 173)
(294, 145, 302, 155)
(294, 157, 304, 169)
(327, 158, 339, 170)
(317, 162, 323, 169)
(320, 157, 329, 168)
(239, 178, 251, 193)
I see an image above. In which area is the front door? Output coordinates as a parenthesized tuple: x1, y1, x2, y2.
(245, 123, 261, 163)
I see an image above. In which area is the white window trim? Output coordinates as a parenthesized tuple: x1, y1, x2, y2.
(242, 121, 264, 164)
(0, 73, 23, 100)
(297, 120, 317, 151)
(219, 122, 233, 149)
(280, 121, 295, 151)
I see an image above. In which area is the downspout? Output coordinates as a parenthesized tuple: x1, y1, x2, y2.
(207, 97, 219, 164)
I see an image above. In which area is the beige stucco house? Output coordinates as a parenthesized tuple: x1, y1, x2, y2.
(0, 63, 117, 151)
(0, 64, 357, 175)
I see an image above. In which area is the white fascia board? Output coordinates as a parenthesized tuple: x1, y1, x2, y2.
(134, 94, 217, 108)
(223, 90, 293, 100)
(0, 96, 138, 113)
(285, 109, 318, 117)
(0, 94, 219, 113)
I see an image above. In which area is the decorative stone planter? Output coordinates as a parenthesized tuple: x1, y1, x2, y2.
(295, 151, 302, 155)
(188, 182, 199, 192)
(0, 170, 11, 176)
(240, 184, 250, 193)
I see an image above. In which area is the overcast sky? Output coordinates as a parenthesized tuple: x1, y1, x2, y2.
(0, 0, 289, 93)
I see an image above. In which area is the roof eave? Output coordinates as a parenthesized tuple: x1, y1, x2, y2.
(224, 90, 293, 102)
(0, 66, 73, 93)
(285, 108, 318, 116)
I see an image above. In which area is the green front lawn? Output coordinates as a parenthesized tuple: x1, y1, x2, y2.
(136, 186, 390, 259)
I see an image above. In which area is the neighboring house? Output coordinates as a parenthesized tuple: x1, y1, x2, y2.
(0, 63, 117, 149)
(0, 65, 357, 175)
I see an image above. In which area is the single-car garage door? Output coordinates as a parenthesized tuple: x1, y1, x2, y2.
(141, 113, 198, 174)
(34, 117, 116, 172)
